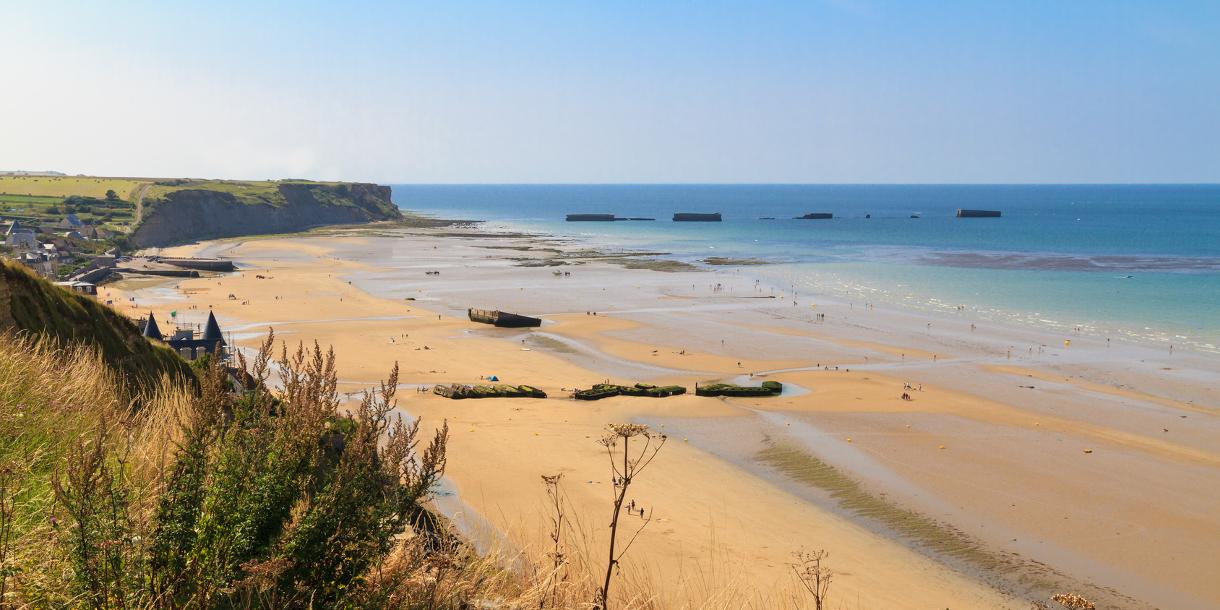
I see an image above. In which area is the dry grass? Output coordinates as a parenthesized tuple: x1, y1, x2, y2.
(0, 332, 142, 606)
(0, 176, 147, 200)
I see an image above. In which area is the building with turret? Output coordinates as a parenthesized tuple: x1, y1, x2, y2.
(139, 310, 228, 361)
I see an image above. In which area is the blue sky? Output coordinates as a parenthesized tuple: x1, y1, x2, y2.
(2, 0, 1217, 183)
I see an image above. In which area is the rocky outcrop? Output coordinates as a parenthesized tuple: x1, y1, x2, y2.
(129, 182, 401, 248)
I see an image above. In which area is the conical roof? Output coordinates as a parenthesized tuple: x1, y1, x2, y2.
(142, 312, 163, 340)
(202, 310, 225, 344)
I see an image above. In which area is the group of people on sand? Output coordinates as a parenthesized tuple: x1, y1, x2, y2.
(625, 499, 647, 518)
(902, 381, 923, 401)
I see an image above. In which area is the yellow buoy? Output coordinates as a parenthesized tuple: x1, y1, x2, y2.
(938, 444, 946, 450)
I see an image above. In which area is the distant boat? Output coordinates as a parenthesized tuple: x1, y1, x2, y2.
(673, 212, 722, 222)
(795, 212, 833, 220)
(956, 209, 1002, 218)
(910, 213, 921, 218)
(759, 217, 776, 220)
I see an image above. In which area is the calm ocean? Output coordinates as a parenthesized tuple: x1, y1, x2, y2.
(390, 185, 1220, 352)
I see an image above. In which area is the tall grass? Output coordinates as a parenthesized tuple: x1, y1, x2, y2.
(0, 331, 458, 608)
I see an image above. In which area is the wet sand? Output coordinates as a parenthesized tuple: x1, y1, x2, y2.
(109, 226, 1220, 609)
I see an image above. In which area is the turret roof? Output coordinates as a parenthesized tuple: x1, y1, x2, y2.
(142, 312, 163, 341)
(202, 310, 225, 344)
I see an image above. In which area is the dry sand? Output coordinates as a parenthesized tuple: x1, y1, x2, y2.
(107, 227, 1220, 609)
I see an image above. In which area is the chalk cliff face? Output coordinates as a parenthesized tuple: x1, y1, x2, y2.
(129, 182, 400, 248)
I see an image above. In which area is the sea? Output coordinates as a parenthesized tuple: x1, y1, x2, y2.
(389, 184, 1220, 353)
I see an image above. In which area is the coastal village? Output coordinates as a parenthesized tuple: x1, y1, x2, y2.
(3, 213, 235, 361)
(3, 216, 115, 291)
(1, 175, 132, 295)
(1, 174, 238, 361)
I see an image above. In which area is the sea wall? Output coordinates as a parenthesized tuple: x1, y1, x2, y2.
(129, 182, 400, 248)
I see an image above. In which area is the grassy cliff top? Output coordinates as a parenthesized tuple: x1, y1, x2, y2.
(138, 178, 400, 219)
(0, 176, 363, 202)
(144, 179, 290, 206)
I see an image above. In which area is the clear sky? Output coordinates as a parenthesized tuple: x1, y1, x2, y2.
(2, 1, 1218, 183)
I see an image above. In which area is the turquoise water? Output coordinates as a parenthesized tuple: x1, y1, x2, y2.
(390, 184, 1220, 351)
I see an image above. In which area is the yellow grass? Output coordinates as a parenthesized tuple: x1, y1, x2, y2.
(0, 176, 149, 200)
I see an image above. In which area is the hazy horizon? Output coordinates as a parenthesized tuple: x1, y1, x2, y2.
(3, 1, 1218, 184)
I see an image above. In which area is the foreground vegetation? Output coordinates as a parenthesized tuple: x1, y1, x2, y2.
(0, 332, 472, 608)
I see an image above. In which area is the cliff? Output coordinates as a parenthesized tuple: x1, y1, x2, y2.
(129, 180, 402, 247)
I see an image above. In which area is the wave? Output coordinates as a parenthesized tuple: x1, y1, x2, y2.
(916, 251, 1220, 273)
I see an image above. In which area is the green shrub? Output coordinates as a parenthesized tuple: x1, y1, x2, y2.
(145, 335, 450, 607)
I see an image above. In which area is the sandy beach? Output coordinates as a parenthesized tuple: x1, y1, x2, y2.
(107, 225, 1220, 610)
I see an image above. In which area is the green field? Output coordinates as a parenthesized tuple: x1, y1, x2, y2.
(0, 192, 135, 230)
(0, 175, 142, 233)
(0, 175, 148, 199)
